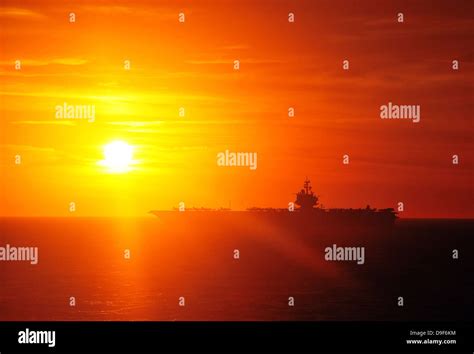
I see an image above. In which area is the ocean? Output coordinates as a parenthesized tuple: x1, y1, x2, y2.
(0, 217, 472, 321)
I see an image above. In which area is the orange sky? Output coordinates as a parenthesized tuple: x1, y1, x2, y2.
(0, 0, 472, 217)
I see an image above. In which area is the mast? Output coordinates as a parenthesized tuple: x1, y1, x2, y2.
(295, 178, 318, 210)
(304, 177, 311, 194)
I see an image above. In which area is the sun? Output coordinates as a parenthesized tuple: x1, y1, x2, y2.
(100, 140, 134, 173)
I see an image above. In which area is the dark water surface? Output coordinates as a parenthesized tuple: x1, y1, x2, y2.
(0, 217, 472, 321)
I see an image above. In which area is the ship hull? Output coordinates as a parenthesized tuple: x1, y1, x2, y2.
(150, 210, 397, 241)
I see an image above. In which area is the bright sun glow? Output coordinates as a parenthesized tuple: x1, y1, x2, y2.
(101, 141, 134, 173)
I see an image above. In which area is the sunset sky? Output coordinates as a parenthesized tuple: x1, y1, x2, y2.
(0, 0, 472, 217)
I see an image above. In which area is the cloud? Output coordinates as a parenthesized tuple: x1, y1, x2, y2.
(106, 121, 163, 127)
(0, 58, 89, 67)
(0, 7, 46, 19)
(219, 44, 250, 51)
(185, 59, 238, 65)
(185, 58, 283, 65)
(10, 120, 76, 126)
(79, 4, 182, 20)
(50, 58, 89, 66)
(1, 144, 56, 153)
